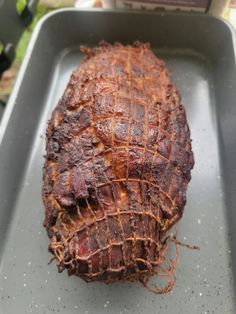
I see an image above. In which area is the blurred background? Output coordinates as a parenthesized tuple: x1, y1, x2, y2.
(0, 0, 236, 119)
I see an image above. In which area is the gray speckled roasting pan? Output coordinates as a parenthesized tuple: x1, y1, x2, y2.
(0, 8, 236, 314)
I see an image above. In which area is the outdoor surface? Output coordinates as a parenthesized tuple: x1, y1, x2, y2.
(0, 0, 76, 107)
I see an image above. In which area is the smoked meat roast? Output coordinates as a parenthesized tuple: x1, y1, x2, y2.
(42, 42, 194, 285)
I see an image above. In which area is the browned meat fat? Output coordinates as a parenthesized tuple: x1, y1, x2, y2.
(42, 42, 194, 290)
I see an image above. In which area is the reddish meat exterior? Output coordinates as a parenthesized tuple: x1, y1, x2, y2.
(42, 42, 194, 284)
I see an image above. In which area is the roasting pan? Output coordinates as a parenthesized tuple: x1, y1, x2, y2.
(0, 9, 236, 314)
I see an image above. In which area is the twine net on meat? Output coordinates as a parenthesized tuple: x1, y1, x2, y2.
(43, 42, 194, 293)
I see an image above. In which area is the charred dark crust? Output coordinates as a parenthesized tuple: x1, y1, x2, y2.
(42, 42, 194, 284)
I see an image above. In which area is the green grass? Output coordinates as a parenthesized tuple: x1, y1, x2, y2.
(0, 40, 4, 55)
(0, 2, 70, 98)
(15, 4, 53, 65)
(16, 0, 28, 14)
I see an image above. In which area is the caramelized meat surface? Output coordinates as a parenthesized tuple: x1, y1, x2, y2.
(42, 42, 194, 284)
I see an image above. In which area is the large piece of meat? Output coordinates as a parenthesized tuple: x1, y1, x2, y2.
(42, 42, 194, 287)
